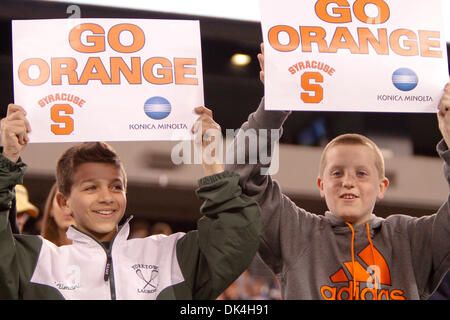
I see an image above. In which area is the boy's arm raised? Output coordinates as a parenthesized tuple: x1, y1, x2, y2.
(433, 82, 450, 278)
(224, 43, 316, 276)
(168, 108, 259, 300)
(406, 82, 450, 298)
(0, 104, 30, 298)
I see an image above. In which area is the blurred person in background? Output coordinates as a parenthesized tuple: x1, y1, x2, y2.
(40, 182, 75, 246)
(129, 217, 151, 239)
(150, 221, 172, 235)
(15, 184, 39, 233)
(217, 268, 281, 300)
(129, 219, 173, 239)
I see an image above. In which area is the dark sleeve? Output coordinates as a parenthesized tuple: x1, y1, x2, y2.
(408, 140, 450, 299)
(0, 153, 27, 298)
(175, 171, 260, 299)
(224, 98, 318, 275)
(428, 271, 450, 300)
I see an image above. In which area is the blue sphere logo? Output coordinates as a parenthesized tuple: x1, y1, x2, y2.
(392, 68, 418, 91)
(144, 96, 171, 120)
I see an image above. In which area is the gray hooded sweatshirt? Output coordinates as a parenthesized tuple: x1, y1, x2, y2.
(225, 98, 450, 300)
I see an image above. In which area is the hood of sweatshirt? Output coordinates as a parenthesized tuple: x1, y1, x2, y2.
(324, 211, 383, 235)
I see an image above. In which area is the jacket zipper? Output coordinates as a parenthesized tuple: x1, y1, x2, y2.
(104, 254, 112, 281)
(71, 226, 119, 300)
(103, 243, 117, 300)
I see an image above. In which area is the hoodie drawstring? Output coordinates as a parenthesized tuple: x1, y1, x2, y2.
(366, 222, 378, 298)
(345, 221, 377, 300)
(345, 222, 357, 299)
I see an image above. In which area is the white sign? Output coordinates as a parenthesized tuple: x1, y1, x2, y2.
(260, 0, 449, 112)
(12, 19, 204, 142)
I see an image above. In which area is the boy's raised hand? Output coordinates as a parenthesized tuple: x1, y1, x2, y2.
(438, 82, 450, 148)
(192, 106, 224, 176)
(0, 104, 31, 163)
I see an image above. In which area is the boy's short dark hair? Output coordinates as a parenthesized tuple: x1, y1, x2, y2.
(56, 142, 127, 195)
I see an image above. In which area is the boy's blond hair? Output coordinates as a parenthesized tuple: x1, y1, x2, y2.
(319, 133, 385, 179)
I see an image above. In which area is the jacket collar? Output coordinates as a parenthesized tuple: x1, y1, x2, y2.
(66, 215, 133, 246)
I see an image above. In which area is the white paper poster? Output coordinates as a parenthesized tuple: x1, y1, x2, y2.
(260, 0, 449, 112)
(12, 18, 204, 142)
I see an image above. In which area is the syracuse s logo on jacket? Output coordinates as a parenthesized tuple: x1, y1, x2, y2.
(320, 245, 406, 300)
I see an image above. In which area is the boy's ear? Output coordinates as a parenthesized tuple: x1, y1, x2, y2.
(317, 177, 325, 198)
(377, 177, 390, 200)
(55, 191, 72, 215)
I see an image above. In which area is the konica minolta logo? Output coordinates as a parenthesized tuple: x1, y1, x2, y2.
(392, 68, 418, 91)
(144, 96, 172, 120)
(376, 68, 432, 103)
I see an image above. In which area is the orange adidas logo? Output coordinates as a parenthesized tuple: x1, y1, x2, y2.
(320, 245, 406, 300)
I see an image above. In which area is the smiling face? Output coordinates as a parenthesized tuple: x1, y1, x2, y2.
(317, 144, 389, 225)
(57, 162, 127, 242)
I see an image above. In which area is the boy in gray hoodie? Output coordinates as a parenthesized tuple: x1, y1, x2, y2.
(225, 44, 450, 300)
